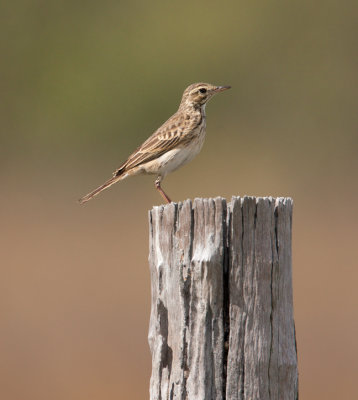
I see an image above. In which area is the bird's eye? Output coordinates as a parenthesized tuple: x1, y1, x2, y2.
(199, 88, 207, 94)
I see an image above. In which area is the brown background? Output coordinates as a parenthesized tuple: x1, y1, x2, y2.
(1, 1, 357, 399)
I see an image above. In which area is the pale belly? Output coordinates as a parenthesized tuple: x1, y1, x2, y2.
(142, 129, 206, 177)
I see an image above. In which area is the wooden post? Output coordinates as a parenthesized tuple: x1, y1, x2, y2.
(148, 197, 298, 400)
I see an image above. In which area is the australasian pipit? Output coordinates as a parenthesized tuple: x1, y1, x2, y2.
(79, 82, 230, 204)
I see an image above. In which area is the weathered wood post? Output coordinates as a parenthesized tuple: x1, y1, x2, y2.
(148, 197, 298, 400)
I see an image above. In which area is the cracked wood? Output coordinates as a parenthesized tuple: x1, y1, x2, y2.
(148, 197, 298, 400)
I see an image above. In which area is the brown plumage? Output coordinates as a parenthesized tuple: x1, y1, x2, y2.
(79, 82, 230, 204)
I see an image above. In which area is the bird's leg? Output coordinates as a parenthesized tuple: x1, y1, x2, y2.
(155, 177, 171, 203)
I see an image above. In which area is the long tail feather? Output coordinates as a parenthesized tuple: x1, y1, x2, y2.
(79, 174, 125, 204)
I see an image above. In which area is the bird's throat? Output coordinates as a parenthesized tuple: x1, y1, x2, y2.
(201, 103, 206, 117)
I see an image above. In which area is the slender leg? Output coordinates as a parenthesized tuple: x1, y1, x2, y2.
(155, 177, 171, 203)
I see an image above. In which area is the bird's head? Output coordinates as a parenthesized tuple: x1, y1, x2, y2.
(179, 82, 231, 109)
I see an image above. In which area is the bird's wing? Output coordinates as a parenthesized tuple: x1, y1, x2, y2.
(113, 113, 196, 176)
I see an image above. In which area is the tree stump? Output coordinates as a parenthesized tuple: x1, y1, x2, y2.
(148, 197, 298, 400)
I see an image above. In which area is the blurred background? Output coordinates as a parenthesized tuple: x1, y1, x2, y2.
(1, 1, 357, 399)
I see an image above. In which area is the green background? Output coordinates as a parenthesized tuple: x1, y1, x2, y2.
(1, 1, 357, 399)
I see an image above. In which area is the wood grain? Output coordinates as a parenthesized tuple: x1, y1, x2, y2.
(148, 197, 298, 400)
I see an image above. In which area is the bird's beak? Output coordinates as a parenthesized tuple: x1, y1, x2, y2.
(213, 85, 231, 93)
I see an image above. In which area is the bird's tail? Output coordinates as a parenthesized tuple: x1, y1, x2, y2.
(78, 173, 126, 204)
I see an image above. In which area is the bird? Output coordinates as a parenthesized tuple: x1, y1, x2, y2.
(79, 82, 230, 204)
